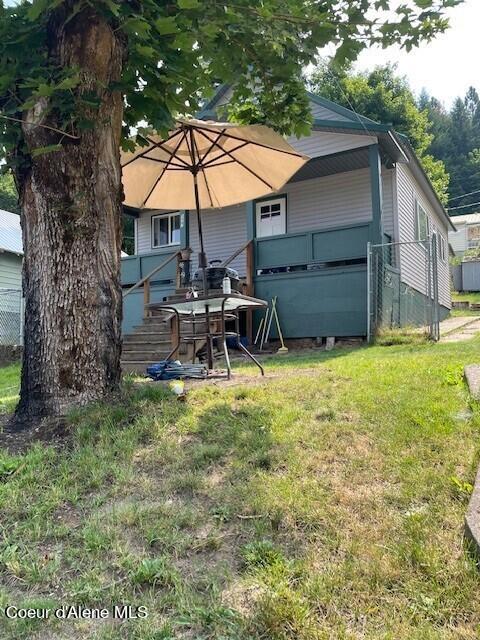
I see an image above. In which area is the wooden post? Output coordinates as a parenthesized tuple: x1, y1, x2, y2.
(143, 278, 150, 317)
(246, 240, 254, 344)
(175, 253, 182, 290)
(171, 314, 179, 359)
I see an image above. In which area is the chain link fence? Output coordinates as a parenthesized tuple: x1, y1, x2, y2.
(367, 238, 440, 342)
(0, 289, 23, 345)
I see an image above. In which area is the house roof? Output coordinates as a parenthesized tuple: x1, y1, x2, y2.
(448, 212, 480, 226)
(199, 85, 455, 231)
(0, 209, 22, 256)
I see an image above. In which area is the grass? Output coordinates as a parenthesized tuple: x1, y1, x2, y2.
(452, 291, 480, 304)
(0, 341, 480, 638)
(0, 362, 20, 414)
(450, 292, 480, 317)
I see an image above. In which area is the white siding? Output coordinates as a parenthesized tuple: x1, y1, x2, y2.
(382, 169, 394, 238)
(287, 130, 377, 158)
(448, 224, 467, 254)
(281, 168, 372, 232)
(0, 253, 22, 289)
(396, 163, 451, 309)
(189, 203, 248, 276)
(135, 209, 180, 255)
(135, 166, 400, 276)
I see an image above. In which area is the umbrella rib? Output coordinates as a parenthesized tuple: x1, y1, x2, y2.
(200, 141, 249, 169)
(198, 128, 226, 164)
(138, 156, 189, 169)
(145, 134, 192, 168)
(188, 120, 305, 158)
(196, 128, 274, 190)
(121, 128, 184, 168)
(191, 133, 215, 208)
(141, 129, 188, 208)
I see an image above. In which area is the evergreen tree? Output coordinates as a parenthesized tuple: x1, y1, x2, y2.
(309, 62, 450, 202)
(425, 88, 480, 215)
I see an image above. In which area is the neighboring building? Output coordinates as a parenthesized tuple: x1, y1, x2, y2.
(0, 209, 23, 345)
(121, 88, 454, 342)
(448, 212, 480, 256)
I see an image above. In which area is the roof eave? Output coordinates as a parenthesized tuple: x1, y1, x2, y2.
(393, 132, 455, 232)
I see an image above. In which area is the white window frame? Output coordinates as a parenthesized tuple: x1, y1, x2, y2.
(151, 212, 181, 249)
(467, 224, 480, 249)
(438, 233, 447, 262)
(415, 201, 430, 242)
(255, 196, 287, 238)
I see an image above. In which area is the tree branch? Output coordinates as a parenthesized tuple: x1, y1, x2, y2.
(0, 113, 80, 140)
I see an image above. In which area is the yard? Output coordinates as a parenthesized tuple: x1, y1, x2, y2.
(0, 339, 479, 639)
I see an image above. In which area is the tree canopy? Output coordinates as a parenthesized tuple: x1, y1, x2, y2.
(309, 62, 450, 203)
(0, 0, 463, 165)
(422, 88, 480, 215)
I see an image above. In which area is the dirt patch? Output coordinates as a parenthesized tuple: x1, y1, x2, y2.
(0, 414, 72, 454)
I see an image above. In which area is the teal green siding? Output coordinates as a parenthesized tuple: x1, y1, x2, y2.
(122, 249, 178, 334)
(122, 282, 176, 334)
(254, 266, 367, 338)
(253, 223, 369, 337)
(121, 249, 178, 286)
(255, 223, 369, 270)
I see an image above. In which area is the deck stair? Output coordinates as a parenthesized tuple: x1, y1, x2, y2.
(121, 290, 212, 375)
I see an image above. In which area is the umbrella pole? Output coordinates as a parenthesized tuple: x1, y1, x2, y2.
(193, 173, 208, 294)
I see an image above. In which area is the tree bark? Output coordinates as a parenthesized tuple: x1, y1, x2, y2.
(13, 6, 125, 426)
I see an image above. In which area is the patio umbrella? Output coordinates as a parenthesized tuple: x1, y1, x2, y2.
(121, 118, 308, 291)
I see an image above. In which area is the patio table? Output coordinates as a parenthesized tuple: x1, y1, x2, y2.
(147, 293, 267, 378)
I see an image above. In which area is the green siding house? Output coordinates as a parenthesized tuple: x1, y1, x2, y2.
(121, 89, 454, 341)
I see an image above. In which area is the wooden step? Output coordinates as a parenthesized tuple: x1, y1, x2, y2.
(123, 335, 172, 346)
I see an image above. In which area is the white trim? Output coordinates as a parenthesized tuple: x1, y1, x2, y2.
(151, 211, 181, 249)
(415, 200, 429, 242)
(255, 196, 287, 238)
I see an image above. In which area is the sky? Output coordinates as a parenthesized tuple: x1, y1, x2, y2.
(354, 0, 479, 109)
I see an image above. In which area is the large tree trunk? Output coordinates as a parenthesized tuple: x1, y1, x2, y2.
(13, 6, 125, 426)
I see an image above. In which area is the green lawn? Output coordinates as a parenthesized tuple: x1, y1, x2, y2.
(0, 342, 480, 639)
(452, 291, 480, 304)
(0, 362, 20, 414)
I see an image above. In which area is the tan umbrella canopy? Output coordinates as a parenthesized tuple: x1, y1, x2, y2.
(121, 118, 309, 288)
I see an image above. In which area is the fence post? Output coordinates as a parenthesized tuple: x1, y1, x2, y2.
(19, 294, 24, 346)
(431, 235, 440, 341)
(367, 241, 372, 343)
(426, 237, 433, 339)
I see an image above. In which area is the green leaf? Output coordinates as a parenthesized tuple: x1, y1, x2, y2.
(27, 0, 52, 21)
(155, 17, 178, 35)
(27, 0, 64, 21)
(36, 83, 54, 97)
(57, 75, 80, 91)
(31, 144, 62, 157)
(178, 0, 200, 8)
(135, 45, 156, 59)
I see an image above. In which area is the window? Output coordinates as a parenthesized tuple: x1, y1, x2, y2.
(467, 224, 480, 249)
(152, 212, 181, 248)
(255, 197, 286, 238)
(438, 234, 447, 262)
(415, 201, 429, 242)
